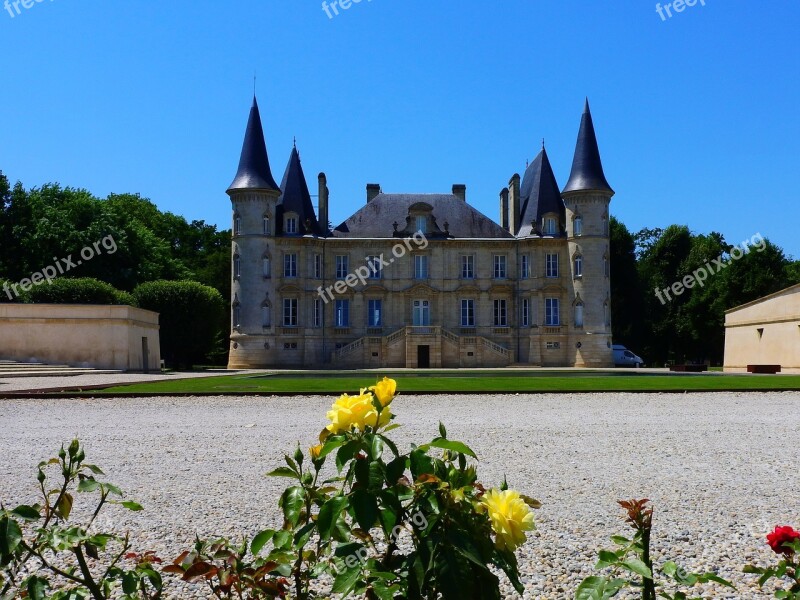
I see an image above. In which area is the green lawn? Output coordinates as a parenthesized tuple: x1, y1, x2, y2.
(89, 371, 800, 395)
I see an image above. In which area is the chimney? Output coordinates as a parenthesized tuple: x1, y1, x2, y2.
(500, 187, 509, 230)
(318, 172, 329, 233)
(452, 184, 466, 201)
(508, 174, 521, 234)
(366, 183, 381, 203)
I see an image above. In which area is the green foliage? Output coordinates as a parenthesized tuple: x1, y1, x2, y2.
(171, 381, 538, 599)
(0, 172, 232, 363)
(0, 440, 161, 600)
(609, 217, 643, 350)
(744, 535, 800, 598)
(576, 499, 733, 600)
(22, 277, 135, 306)
(133, 280, 225, 369)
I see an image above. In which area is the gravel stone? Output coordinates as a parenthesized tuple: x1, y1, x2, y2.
(1, 391, 798, 598)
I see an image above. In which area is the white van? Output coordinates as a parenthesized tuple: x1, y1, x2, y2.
(612, 345, 644, 368)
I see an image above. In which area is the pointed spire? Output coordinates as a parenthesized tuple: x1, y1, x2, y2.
(562, 99, 613, 195)
(227, 97, 280, 194)
(516, 146, 565, 236)
(277, 144, 321, 235)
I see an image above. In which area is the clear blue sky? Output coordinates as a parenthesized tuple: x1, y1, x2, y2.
(1, 0, 798, 257)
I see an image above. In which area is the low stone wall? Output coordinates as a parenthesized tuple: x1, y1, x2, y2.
(0, 304, 161, 371)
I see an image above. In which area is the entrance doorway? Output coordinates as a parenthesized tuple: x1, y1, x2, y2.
(417, 345, 430, 368)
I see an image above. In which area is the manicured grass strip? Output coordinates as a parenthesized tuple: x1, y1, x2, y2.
(92, 373, 800, 395)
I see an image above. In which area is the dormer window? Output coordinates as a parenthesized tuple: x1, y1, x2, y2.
(415, 215, 426, 234)
(285, 216, 298, 234)
(544, 217, 558, 235)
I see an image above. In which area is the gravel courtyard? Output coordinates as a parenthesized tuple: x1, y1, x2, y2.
(2, 391, 799, 598)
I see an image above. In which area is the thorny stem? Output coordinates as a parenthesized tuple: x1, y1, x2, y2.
(74, 543, 105, 600)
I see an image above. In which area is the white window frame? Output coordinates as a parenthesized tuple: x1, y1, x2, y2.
(285, 216, 298, 234)
(461, 255, 474, 279)
(284, 253, 297, 278)
(336, 255, 349, 279)
(283, 299, 298, 327)
(573, 216, 583, 237)
(335, 299, 350, 327)
(521, 298, 529, 327)
(461, 299, 475, 327)
(545, 298, 560, 326)
(544, 217, 557, 235)
(493, 255, 507, 279)
(520, 255, 530, 279)
(574, 255, 583, 278)
(414, 255, 428, 279)
(368, 299, 382, 327)
(233, 255, 241, 279)
(546, 253, 559, 278)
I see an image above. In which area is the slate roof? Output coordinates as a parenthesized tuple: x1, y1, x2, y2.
(333, 194, 514, 239)
(562, 99, 614, 195)
(276, 145, 323, 235)
(227, 97, 280, 194)
(517, 147, 565, 237)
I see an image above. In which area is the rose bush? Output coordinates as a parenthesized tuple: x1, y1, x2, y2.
(745, 525, 800, 598)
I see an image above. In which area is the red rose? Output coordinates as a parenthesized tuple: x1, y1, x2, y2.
(767, 525, 800, 555)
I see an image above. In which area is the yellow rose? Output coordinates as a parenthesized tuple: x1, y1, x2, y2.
(325, 391, 393, 434)
(309, 444, 323, 460)
(369, 377, 397, 407)
(481, 489, 536, 552)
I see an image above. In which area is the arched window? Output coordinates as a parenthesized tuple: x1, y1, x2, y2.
(574, 255, 583, 278)
(261, 301, 271, 328)
(573, 216, 583, 236)
(233, 254, 241, 279)
(234, 214, 242, 236)
(263, 214, 270, 236)
(233, 302, 241, 329)
(262, 255, 271, 278)
(574, 302, 584, 328)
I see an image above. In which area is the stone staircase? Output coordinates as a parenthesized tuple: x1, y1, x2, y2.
(0, 359, 122, 378)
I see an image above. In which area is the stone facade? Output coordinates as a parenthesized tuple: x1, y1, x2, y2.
(0, 304, 161, 371)
(724, 283, 800, 373)
(227, 99, 615, 369)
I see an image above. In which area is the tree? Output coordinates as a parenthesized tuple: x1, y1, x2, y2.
(133, 280, 225, 369)
(609, 216, 643, 350)
(22, 278, 135, 306)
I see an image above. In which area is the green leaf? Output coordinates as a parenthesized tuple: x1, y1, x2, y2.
(122, 571, 138, 594)
(621, 558, 652, 579)
(119, 501, 143, 511)
(251, 529, 275, 555)
(82, 464, 105, 475)
(596, 550, 619, 569)
(369, 435, 384, 461)
(267, 467, 300, 479)
(279, 486, 305, 527)
(575, 576, 627, 600)
(332, 562, 361, 595)
(77, 478, 100, 493)
(370, 580, 400, 600)
(318, 496, 348, 541)
(319, 436, 347, 460)
(439, 422, 447, 438)
(351, 489, 379, 531)
(409, 448, 435, 479)
(426, 438, 477, 459)
(26, 575, 48, 600)
(10, 505, 40, 521)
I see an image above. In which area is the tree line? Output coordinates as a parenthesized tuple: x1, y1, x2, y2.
(0, 171, 230, 368)
(610, 217, 800, 366)
(2, 170, 798, 368)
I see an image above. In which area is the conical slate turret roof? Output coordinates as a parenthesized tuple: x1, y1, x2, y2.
(276, 145, 322, 235)
(562, 99, 613, 195)
(517, 147, 565, 237)
(227, 97, 280, 193)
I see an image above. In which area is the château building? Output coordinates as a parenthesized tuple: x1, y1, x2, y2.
(227, 99, 614, 369)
